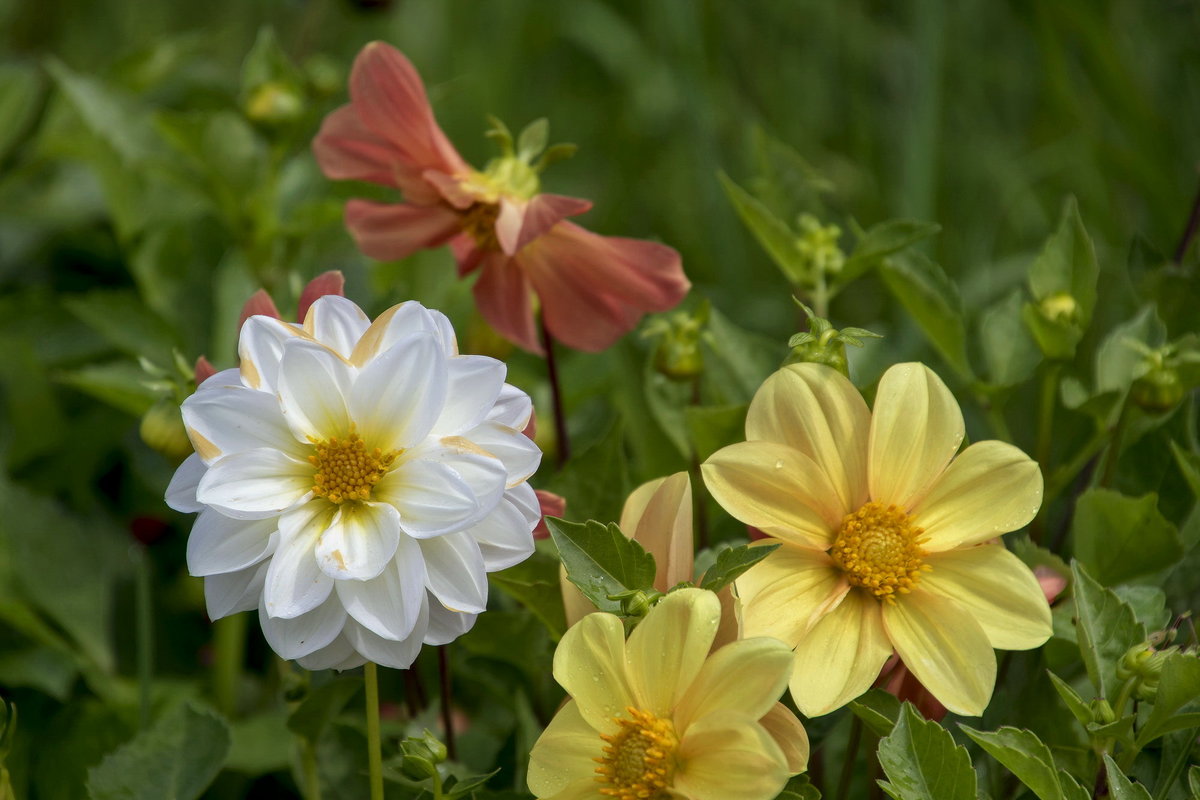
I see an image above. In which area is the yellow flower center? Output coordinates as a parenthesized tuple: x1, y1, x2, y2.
(307, 431, 399, 504)
(461, 202, 501, 251)
(594, 707, 678, 800)
(830, 501, 929, 602)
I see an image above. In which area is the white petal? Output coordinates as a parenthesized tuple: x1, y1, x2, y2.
(182, 385, 303, 465)
(196, 448, 312, 518)
(186, 510, 278, 576)
(258, 592, 347, 660)
(418, 531, 488, 613)
(431, 355, 506, 436)
(315, 501, 402, 581)
(343, 600, 430, 669)
(348, 332, 447, 451)
(263, 503, 335, 619)
(204, 562, 268, 620)
(349, 301, 444, 365)
(303, 295, 370, 359)
(238, 315, 304, 393)
(427, 309, 458, 355)
(335, 534, 426, 641)
(375, 460, 483, 538)
(463, 421, 542, 486)
(196, 367, 243, 392)
(276, 339, 353, 440)
(294, 632, 360, 671)
(166, 453, 206, 513)
(487, 383, 533, 430)
(424, 595, 478, 645)
(409, 438, 508, 512)
(466, 491, 537, 571)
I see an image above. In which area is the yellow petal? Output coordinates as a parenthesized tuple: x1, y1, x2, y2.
(674, 637, 794, 731)
(758, 702, 810, 774)
(702, 442, 841, 548)
(527, 700, 602, 797)
(625, 588, 719, 717)
(922, 544, 1052, 650)
(912, 440, 1043, 551)
(736, 545, 842, 648)
(746, 363, 871, 515)
(674, 710, 789, 800)
(868, 362, 964, 509)
(552, 612, 634, 732)
(621, 471, 694, 591)
(559, 563, 596, 629)
(882, 588, 996, 717)
(790, 589, 892, 717)
(710, 585, 741, 651)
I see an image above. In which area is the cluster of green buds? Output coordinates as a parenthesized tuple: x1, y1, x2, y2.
(795, 213, 846, 278)
(608, 588, 664, 631)
(240, 28, 343, 126)
(642, 300, 711, 381)
(1116, 631, 1197, 702)
(475, 115, 578, 202)
(784, 299, 881, 377)
(1125, 335, 1200, 413)
(138, 351, 204, 462)
(396, 730, 449, 781)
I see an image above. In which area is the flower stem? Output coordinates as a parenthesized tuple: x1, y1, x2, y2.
(364, 662, 384, 800)
(301, 738, 322, 800)
(834, 716, 863, 800)
(1031, 363, 1062, 545)
(212, 613, 247, 718)
(438, 645, 457, 761)
(1099, 399, 1131, 489)
(134, 545, 154, 730)
(539, 314, 570, 468)
(1172, 172, 1200, 264)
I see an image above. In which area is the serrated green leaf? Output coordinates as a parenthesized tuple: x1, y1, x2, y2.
(87, 703, 231, 800)
(877, 704, 977, 800)
(719, 170, 807, 284)
(287, 676, 362, 741)
(490, 549, 567, 638)
(1070, 562, 1145, 699)
(849, 689, 902, 737)
(880, 250, 972, 380)
(839, 219, 941, 286)
(548, 518, 656, 614)
(1072, 489, 1182, 585)
(1111, 585, 1170, 632)
(699, 543, 779, 593)
(1102, 755, 1153, 800)
(1046, 671, 1093, 727)
(960, 726, 1064, 800)
(1135, 653, 1200, 747)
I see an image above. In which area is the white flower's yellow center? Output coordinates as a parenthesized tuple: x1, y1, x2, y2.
(594, 707, 678, 800)
(830, 501, 929, 603)
(307, 429, 399, 504)
(461, 202, 501, 251)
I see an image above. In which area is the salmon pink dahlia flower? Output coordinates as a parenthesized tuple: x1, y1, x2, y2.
(166, 296, 542, 669)
(313, 42, 689, 354)
(702, 362, 1052, 717)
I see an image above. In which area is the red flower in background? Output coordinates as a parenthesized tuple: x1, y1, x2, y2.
(313, 42, 690, 354)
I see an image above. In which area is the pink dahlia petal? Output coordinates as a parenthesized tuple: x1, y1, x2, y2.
(450, 234, 487, 277)
(473, 252, 543, 355)
(532, 490, 565, 540)
(423, 170, 476, 210)
(349, 42, 468, 181)
(344, 200, 463, 262)
(520, 221, 689, 352)
(239, 289, 282, 332)
(312, 104, 401, 187)
(297, 271, 345, 323)
(495, 197, 525, 256)
(498, 194, 593, 256)
(194, 356, 217, 386)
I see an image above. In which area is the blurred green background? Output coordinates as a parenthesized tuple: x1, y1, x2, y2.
(1, 0, 1199, 796)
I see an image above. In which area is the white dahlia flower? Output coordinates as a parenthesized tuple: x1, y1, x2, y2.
(165, 296, 542, 670)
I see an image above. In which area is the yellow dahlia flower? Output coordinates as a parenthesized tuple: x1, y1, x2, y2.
(528, 588, 808, 800)
(702, 362, 1051, 717)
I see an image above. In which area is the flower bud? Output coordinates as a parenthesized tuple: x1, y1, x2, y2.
(1089, 697, 1115, 725)
(1038, 292, 1079, 325)
(140, 399, 193, 462)
(795, 214, 845, 277)
(244, 81, 304, 125)
(785, 331, 848, 376)
(1131, 366, 1184, 413)
(646, 307, 707, 382)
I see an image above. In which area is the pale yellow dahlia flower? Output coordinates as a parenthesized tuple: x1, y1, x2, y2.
(702, 362, 1051, 718)
(528, 588, 808, 800)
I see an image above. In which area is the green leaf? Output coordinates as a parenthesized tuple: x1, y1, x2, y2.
(58, 361, 161, 417)
(1095, 306, 1166, 396)
(547, 518, 657, 615)
(63, 289, 180, 367)
(684, 404, 748, 461)
(240, 26, 304, 95)
(547, 419, 630, 526)
(702, 305, 784, 405)
(776, 772, 823, 799)
(839, 219, 941, 286)
(880, 251, 973, 380)
(1046, 671, 1093, 727)
(1028, 197, 1099, 323)
(287, 676, 362, 742)
(1136, 653, 1200, 747)
(980, 289, 1042, 388)
(0, 63, 42, 163)
(87, 703, 231, 800)
(1070, 561, 1145, 699)
(1102, 754, 1153, 800)
(516, 117, 549, 162)
(718, 170, 807, 284)
(1188, 764, 1200, 797)
(877, 704, 976, 800)
(699, 543, 779, 593)
(227, 709, 292, 775)
(960, 726, 1065, 800)
(1111, 585, 1170, 632)
(1071, 489, 1182, 585)
(46, 59, 159, 164)
(1170, 441, 1200, 499)
(848, 689, 902, 737)
(490, 549, 567, 638)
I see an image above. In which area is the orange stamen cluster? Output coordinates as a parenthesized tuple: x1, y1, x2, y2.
(830, 501, 930, 603)
(308, 430, 398, 504)
(594, 707, 678, 800)
(461, 202, 502, 251)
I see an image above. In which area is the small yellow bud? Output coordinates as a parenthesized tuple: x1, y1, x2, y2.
(1038, 292, 1079, 325)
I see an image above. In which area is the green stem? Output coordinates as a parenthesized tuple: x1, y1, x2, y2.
(301, 738, 322, 800)
(834, 716, 863, 800)
(1099, 399, 1131, 489)
(983, 396, 1013, 442)
(438, 645, 456, 761)
(539, 314, 571, 468)
(1045, 428, 1109, 500)
(212, 613, 247, 718)
(364, 662, 384, 800)
(1031, 363, 1062, 545)
(135, 545, 154, 730)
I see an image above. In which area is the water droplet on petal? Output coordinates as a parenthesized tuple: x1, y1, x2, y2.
(774, 459, 784, 470)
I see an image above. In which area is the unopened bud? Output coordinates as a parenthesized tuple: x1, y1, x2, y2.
(1131, 367, 1184, 413)
(244, 81, 304, 125)
(140, 399, 193, 462)
(1038, 292, 1079, 325)
(1089, 697, 1115, 725)
(785, 329, 849, 376)
(795, 214, 845, 276)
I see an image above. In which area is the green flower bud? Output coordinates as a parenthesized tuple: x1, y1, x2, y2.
(1131, 365, 1184, 413)
(795, 214, 845, 277)
(140, 399, 193, 462)
(1089, 697, 1115, 725)
(643, 303, 709, 382)
(1038, 292, 1079, 325)
(245, 81, 304, 125)
(400, 753, 439, 781)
